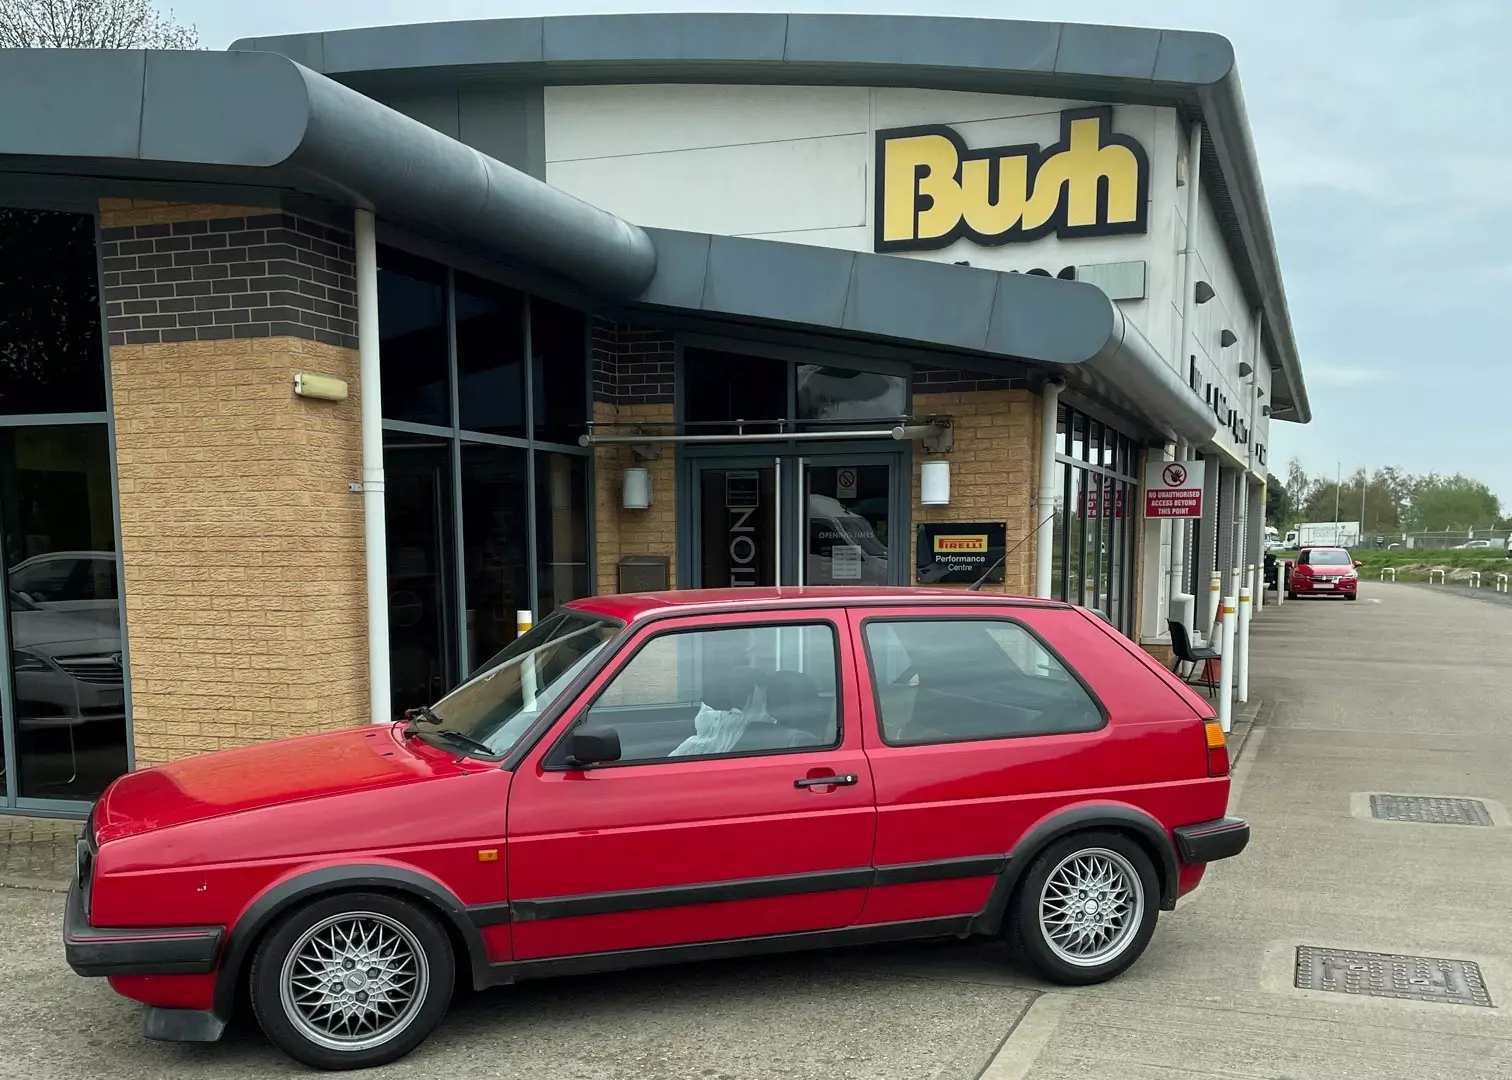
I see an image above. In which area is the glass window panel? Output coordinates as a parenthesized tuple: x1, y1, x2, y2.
(529, 297, 588, 446)
(699, 466, 778, 588)
(796, 365, 906, 424)
(684, 348, 787, 434)
(536, 451, 590, 619)
(1065, 469, 1085, 608)
(0, 425, 125, 800)
(805, 463, 890, 586)
(864, 619, 1101, 745)
(1069, 410, 1086, 463)
(1050, 462, 1067, 602)
(1086, 420, 1104, 466)
(384, 435, 458, 715)
(0, 208, 106, 415)
(455, 273, 525, 438)
(1056, 404, 1069, 457)
(579, 623, 840, 764)
(378, 247, 450, 427)
(1080, 469, 1099, 609)
(461, 443, 530, 675)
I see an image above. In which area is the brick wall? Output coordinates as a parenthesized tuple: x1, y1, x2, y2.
(105, 201, 368, 765)
(590, 319, 678, 591)
(100, 202, 357, 350)
(912, 388, 1043, 596)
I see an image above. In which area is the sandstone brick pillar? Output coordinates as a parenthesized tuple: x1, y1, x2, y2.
(100, 200, 367, 764)
(911, 385, 1042, 596)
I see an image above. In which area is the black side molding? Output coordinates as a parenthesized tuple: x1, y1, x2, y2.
(484, 915, 975, 986)
(63, 881, 223, 978)
(1173, 817, 1250, 864)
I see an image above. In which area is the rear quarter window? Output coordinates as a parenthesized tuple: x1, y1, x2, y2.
(862, 617, 1104, 746)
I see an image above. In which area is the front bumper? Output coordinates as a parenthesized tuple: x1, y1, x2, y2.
(63, 878, 224, 978)
(1173, 817, 1251, 864)
(1292, 578, 1357, 594)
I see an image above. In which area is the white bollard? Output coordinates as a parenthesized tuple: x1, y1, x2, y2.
(1428, 569, 1446, 584)
(1237, 586, 1252, 704)
(1470, 572, 1482, 589)
(1217, 596, 1237, 733)
(1277, 562, 1288, 606)
(1498, 573, 1509, 594)
(1380, 567, 1396, 582)
(518, 609, 537, 705)
(1248, 564, 1261, 614)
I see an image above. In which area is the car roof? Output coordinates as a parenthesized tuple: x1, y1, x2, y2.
(567, 586, 1070, 623)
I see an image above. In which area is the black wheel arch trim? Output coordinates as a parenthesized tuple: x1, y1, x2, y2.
(970, 803, 1181, 935)
(212, 864, 493, 1022)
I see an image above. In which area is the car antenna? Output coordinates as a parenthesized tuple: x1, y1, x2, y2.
(969, 557, 1005, 592)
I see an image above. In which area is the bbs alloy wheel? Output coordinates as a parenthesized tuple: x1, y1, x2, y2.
(251, 892, 454, 1070)
(1007, 831, 1160, 986)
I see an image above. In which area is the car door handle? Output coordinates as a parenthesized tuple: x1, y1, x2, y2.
(794, 774, 858, 789)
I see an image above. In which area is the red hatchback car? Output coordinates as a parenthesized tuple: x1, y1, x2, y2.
(65, 588, 1248, 1070)
(1287, 547, 1361, 600)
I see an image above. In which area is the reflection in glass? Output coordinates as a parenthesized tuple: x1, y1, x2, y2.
(462, 443, 530, 675)
(806, 463, 890, 585)
(1050, 462, 1067, 602)
(0, 425, 125, 800)
(455, 274, 525, 438)
(699, 467, 777, 588)
(797, 366, 906, 424)
(378, 247, 449, 427)
(529, 298, 587, 446)
(684, 349, 786, 434)
(0, 208, 107, 416)
(536, 452, 589, 619)
(384, 436, 457, 717)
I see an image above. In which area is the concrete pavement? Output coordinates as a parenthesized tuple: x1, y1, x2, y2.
(2, 581, 1509, 1077)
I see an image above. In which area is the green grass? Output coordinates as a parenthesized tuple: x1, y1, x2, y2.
(1272, 547, 1512, 583)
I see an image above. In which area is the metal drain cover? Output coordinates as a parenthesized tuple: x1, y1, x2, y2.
(1296, 947, 1492, 1007)
(1369, 794, 1492, 826)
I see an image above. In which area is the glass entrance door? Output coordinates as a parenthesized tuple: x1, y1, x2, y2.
(690, 453, 905, 590)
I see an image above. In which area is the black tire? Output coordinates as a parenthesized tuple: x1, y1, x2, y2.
(1005, 831, 1160, 986)
(1286, 591, 1297, 600)
(249, 892, 455, 1071)
(1345, 593, 1358, 601)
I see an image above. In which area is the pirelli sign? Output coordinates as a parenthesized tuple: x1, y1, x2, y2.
(875, 106, 1150, 253)
(917, 523, 1007, 585)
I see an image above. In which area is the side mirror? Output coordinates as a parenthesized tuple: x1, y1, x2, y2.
(1353, 560, 1363, 568)
(566, 727, 621, 768)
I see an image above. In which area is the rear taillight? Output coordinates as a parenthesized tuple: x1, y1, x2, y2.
(1204, 719, 1230, 777)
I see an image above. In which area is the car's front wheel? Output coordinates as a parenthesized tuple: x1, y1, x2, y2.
(249, 892, 455, 1071)
(1006, 831, 1159, 986)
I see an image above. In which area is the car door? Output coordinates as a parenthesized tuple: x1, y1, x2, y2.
(849, 605, 1126, 926)
(506, 609, 876, 961)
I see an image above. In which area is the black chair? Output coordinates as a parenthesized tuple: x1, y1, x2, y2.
(1168, 620, 1218, 699)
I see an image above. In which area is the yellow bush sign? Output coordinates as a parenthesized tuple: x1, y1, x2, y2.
(875, 106, 1149, 252)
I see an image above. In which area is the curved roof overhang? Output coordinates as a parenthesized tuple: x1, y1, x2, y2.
(634, 229, 1218, 445)
(232, 11, 1308, 426)
(0, 48, 655, 296)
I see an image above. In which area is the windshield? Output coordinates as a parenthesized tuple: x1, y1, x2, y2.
(1304, 549, 1352, 566)
(425, 609, 620, 756)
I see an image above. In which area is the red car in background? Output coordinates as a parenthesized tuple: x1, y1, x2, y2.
(1286, 547, 1362, 600)
(65, 588, 1248, 1070)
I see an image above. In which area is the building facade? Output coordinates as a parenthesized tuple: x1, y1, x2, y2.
(0, 12, 1308, 817)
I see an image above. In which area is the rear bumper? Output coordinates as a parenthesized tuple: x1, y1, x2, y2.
(1173, 817, 1250, 865)
(63, 878, 224, 978)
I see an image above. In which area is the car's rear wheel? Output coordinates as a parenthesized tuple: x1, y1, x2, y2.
(1006, 831, 1159, 986)
(249, 892, 454, 1071)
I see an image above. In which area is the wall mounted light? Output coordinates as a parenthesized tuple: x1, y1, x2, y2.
(622, 467, 652, 510)
(293, 372, 349, 402)
(1219, 329, 1239, 348)
(1237, 361, 1253, 377)
(921, 460, 951, 507)
(1194, 280, 1215, 304)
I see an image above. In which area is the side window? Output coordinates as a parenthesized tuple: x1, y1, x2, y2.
(573, 622, 841, 764)
(863, 618, 1102, 746)
(12, 559, 76, 602)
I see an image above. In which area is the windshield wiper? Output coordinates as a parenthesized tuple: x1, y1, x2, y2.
(425, 727, 496, 758)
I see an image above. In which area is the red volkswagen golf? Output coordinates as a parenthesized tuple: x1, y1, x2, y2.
(65, 588, 1248, 1070)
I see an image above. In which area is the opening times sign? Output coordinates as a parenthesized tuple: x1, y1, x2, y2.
(1144, 460, 1205, 519)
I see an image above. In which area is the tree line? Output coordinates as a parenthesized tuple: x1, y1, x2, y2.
(1265, 461, 1506, 534)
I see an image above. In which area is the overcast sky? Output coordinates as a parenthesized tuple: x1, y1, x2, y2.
(179, 1, 1512, 502)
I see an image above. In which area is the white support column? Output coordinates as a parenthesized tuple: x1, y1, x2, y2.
(356, 208, 391, 725)
(1035, 381, 1063, 599)
(1217, 595, 1236, 732)
(1236, 584, 1252, 703)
